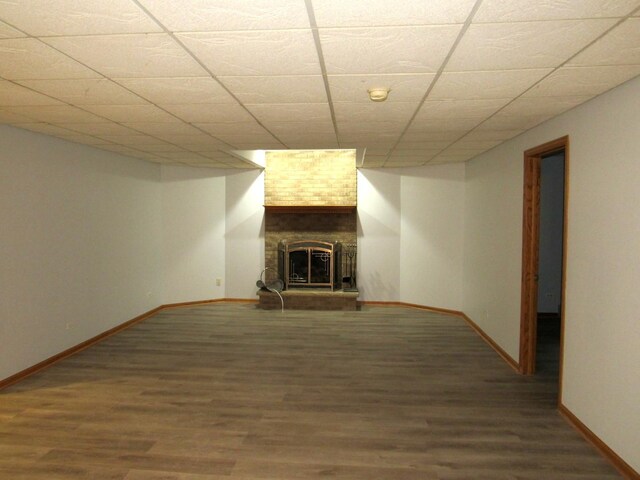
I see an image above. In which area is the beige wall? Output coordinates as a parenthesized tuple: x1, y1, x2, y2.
(463, 75, 640, 471)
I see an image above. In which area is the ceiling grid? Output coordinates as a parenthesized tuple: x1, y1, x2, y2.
(0, 0, 638, 168)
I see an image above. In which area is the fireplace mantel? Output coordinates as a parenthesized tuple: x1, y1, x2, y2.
(264, 205, 356, 214)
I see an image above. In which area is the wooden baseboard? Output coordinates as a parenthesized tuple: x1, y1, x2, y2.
(559, 404, 639, 480)
(0, 305, 162, 390)
(360, 300, 520, 373)
(0, 297, 256, 390)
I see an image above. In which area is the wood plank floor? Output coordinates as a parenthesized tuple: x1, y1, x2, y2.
(0, 304, 621, 479)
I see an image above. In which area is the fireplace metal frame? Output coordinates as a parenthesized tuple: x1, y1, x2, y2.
(279, 240, 342, 291)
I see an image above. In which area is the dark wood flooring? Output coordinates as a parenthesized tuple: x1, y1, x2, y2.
(0, 304, 621, 479)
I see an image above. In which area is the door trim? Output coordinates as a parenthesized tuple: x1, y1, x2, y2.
(519, 136, 569, 384)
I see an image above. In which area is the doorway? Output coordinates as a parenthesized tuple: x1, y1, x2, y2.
(519, 136, 568, 386)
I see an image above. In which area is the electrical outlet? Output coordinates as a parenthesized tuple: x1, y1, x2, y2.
(216, 278, 222, 286)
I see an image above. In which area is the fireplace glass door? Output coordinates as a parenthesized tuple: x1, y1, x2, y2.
(288, 247, 332, 286)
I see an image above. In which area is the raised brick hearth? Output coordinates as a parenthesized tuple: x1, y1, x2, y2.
(257, 289, 358, 311)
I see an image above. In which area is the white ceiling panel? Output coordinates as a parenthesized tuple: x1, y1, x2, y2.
(474, 0, 640, 22)
(416, 99, 510, 121)
(312, 0, 475, 27)
(150, 133, 227, 148)
(57, 122, 138, 136)
(56, 134, 114, 146)
(115, 77, 236, 105)
(0, 2, 637, 168)
(138, 0, 310, 31)
(17, 123, 77, 136)
(195, 121, 271, 136)
(0, 20, 26, 38)
(0, 38, 99, 80)
(429, 69, 552, 100)
(82, 104, 177, 123)
(0, 81, 62, 106)
(447, 20, 616, 71)
(334, 102, 417, 124)
(338, 121, 406, 135)
(246, 103, 332, 124)
(163, 103, 254, 123)
(320, 25, 462, 74)
(96, 134, 166, 145)
(177, 30, 320, 76)
(45, 34, 207, 78)
(221, 76, 327, 104)
(568, 18, 640, 66)
(524, 65, 640, 97)
(3, 105, 106, 123)
(17, 78, 148, 105)
(0, 0, 161, 36)
(499, 96, 594, 117)
(329, 74, 435, 103)
(121, 121, 204, 137)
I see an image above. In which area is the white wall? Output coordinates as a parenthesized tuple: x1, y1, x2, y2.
(160, 165, 226, 304)
(224, 169, 265, 298)
(463, 76, 640, 471)
(0, 125, 163, 381)
(357, 169, 401, 301)
(400, 164, 465, 310)
(357, 164, 465, 307)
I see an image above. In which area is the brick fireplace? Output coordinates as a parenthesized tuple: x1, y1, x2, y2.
(258, 150, 358, 310)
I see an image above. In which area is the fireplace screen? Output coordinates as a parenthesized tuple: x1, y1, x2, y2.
(279, 240, 342, 290)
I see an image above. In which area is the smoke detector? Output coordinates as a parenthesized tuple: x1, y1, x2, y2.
(367, 87, 390, 102)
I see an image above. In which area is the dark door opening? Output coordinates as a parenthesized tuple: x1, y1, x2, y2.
(519, 136, 568, 396)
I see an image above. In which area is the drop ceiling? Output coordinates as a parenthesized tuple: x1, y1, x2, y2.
(0, 0, 639, 169)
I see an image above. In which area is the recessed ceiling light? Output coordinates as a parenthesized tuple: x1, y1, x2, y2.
(367, 87, 390, 102)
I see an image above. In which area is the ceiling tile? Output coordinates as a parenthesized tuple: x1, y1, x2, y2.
(459, 129, 524, 142)
(17, 123, 77, 136)
(474, 0, 639, 22)
(568, 18, 640, 67)
(212, 132, 281, 146)
(334, 102, 417, 123)
(361, 155, 387, 168)
(263, 120, 335, 135)
(82, 104, 177, 123)
(415, 99, 509, 121)
(320, 25, 461, 74)
(57, 122, 138, 136)
(499, 96, 593, 117)
(0, 38, 99, 80)
(399, 131, 467, 142)
(0, 80, 63, 106)
(338, 121, 406, 135)
(448, 139, 504, 150)
(429, 153, 475, 164)
(408, 117, 483, 132)
(221, 76, 327, 103)
(283, 140, 340, 149)
(429, 69, 552, 100)
(177, 30, 320, 76)
(312, 0, 475, 27)
(338, 133, 399, 145)
(195, 121, 271, 136)
(0, 108, 38, 123)
(0, 20, 26, 38)
(0, 0, 161, 36)
(138, 0, 310, 31)
(393, 147, 447, 157)
(95, 134, 163, 145)
(446, 20, 616, 71)
(246, 103, 332, 124)
(2, 105, 106, 123)
(45, 34, 207, 78)
(17, 78, 148, 105)
(55, 134, 114, 146)
(121, 121, 204, 136)
(115, 77, 236, 105)
(329, 74, 435, 102)
(524, 65, 640, 97)
(162, 103, 254, 123)
(149, 133, 226, 148)
(476, 113, 553, 131)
